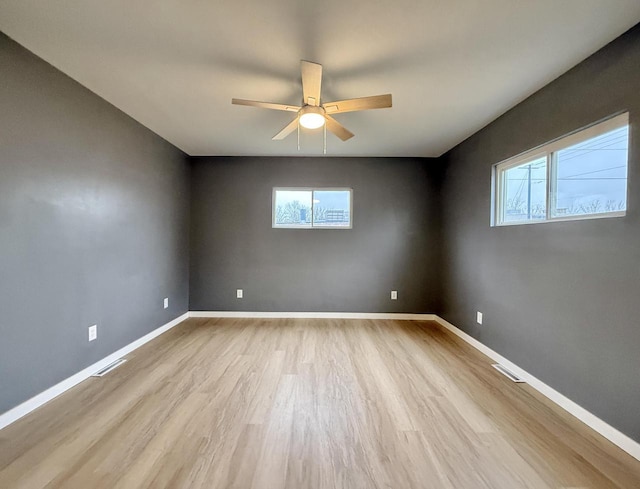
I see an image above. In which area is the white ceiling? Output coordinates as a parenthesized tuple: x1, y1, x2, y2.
(1, 1, 639, 157)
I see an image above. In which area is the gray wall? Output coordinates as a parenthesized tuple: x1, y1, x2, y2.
(190, 156, 442, 313)
(4, 18, 640, 447)
(440, 25, 640, 442)
(0, 33, 190, 414)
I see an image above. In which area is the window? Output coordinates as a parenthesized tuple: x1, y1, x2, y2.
(272, 188, 352, 229)
(493, 113, 629, 226)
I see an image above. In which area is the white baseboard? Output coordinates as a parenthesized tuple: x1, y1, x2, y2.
(189, 311, 436, 320)
(0, 312, 189, 431)
(3, 310, 638, 462)
(433, 316, 640, 462)
(190, 310, 640, 461)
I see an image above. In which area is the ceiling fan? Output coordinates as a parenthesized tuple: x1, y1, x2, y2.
(232, 60, 392, 142)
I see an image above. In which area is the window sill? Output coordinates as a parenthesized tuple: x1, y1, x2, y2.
(493, 211, 626, 227)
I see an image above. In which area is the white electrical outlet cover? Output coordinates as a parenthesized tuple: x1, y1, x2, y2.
(88, 325, 97, 342)
(164, 298, 169, 309)
(237, 289, 243, 299)
(391, 290, 398, 300)
(476, 312, 483, 325)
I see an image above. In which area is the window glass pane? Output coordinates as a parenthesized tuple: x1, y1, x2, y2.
(552, 125, 628, 217)
(312, 190, 351, 227)
(501, 156, 547, 223)
(273, 190, 312, 227)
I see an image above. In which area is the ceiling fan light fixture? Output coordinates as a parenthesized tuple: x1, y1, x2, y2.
(298, 105, 326, 129)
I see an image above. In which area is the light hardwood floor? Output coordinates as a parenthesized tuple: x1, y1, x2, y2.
(1, 318, 639, 488)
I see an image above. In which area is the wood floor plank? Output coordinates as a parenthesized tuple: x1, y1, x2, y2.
(1, 318, 639, 488)
(251, 374, 297, 489)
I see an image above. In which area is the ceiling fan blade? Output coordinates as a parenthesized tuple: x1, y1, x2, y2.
(301, 60, 322, 106)
(323, 94, 392, 114)
(325, 115, 354, 141)
(232, 98, 300, 112)
(272, 118, 299, 140)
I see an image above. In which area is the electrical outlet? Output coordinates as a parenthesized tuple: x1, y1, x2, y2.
(476, 311, 483, 325)
(391, 290, 398, 300)
(236, 289, 243, 299)
(88, 324, 97, 342)
(164, 297, 169, 309)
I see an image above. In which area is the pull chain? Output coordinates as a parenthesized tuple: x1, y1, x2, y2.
(323, 122, 327, 155)
(297, 120, 300, 151)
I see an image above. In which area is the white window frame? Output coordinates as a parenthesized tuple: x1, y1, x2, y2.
(492, 112, 629, 226)
(272, 187, 353, 229)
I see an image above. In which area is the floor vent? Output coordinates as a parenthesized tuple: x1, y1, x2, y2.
(492, 363, 525, 383)
(91, 359, 127, 377)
